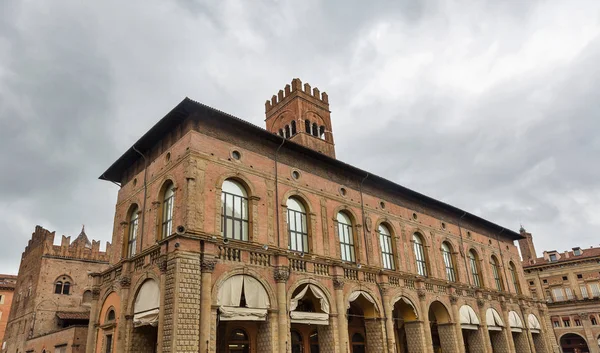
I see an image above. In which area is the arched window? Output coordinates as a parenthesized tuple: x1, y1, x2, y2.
(309, 330, 319, 353)
(509, 262, 521, 294)
(127, 206, 139, 258)
(161, 182, 175, 239)
(285, 125, 291, 138)
(413, 233, 427, 277)
(82, 290, 92, 305)
(287, 197, 308, 253)
(352, 333, 365, 353)
(107, 309, 116, 322)
(337, 212, 355, 262)
(229, 329, 249, 352)
(291, 121, 297, 135)
(312, 123, 318, 137)
(319, 126, 325, 139)
(469, 250, 481, 287)
(441, 242, 456, 282)
(54, 277, 71, 295)
(378, 224, 394, 270)
(491, 256, 504, 291)
(305, 120, 311, 133)
(279, 129, 284, 137)
(221, 179, 249, 241)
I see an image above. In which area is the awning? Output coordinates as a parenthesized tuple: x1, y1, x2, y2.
(486, 308, 505, 331)
(347, 291, 377, 309)
(459, 305, 480, 330)
(290, 284, 330, 314)
(508, 311, 524, 333)
(133, 280, 160, 327)
(528, 314, 541, 334)
(217, 275, 270, 321)
(219, 307, 268, 321)
(290, 311, 329, 325)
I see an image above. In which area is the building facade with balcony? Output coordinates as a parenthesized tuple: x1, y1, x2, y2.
(520, 231, 600, 353)
(87, 78, 556, 353)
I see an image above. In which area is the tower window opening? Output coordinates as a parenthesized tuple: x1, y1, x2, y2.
(291, 121, 297, 135)
(285, 125, 291, 138)
(319, 125, 325, 139)
(305, 120, 311, 133)
(312, 123, 318, 137)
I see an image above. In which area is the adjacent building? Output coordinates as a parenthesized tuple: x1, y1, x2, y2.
(520, 230, 600, 353)
(3, 226, 110, 353)
(86, 78, 556, 353)
(0, 275, 17, 350)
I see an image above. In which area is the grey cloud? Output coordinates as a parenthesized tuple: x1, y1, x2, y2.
(1, 0, 599, 273)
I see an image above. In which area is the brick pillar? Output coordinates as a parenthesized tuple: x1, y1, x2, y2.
(477, 299, 493, 353)
(450, 295, 465, 353)
(199, 258, 216, 353)
(537, 306, 558, 353)
(438, 323, 459, 353)
(381, 287, 396, 353)
(162, 252, 201, 353)
(257, 312, 276, 352)
(156, 257, 167, 353)
(85, 287, 101, 353)
(531, 332, 547, 353)
(274, 267, 290, 353)
(464, 328, 487, 353)
(404, 321, 427, 353)
(365, 318, 386, 352)
(334, 278, 349, 352)
(579, 313, 600, 353)
(161, 255, 176, 352)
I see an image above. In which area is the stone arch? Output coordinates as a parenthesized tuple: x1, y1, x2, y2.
(287, 278, 334, 313)
(211, 268, 277, 309)
(391, 295, 420, 321)
(559, 332, 589, 353)
(154, 176, 178, 199)
(127, 271, 161, 314)
(98, 291, 120, 325)
(374, 217, 398, 236)
(344, 286, 383, 318)
(301, 110, 326, 127)
(215, 172, 257, 197)
(331, 205, 360, 225)
(281, 189, 315, 214)
(429, 300, 452, 324)
(269, 109, 295, 131)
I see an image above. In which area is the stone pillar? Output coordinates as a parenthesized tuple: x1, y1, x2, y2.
(381, 286, 396, 353)
(156, 256, 167, 353)
(417, 289, 434, 353)
(257, 313, 276, 353)
(512, 331, 530, 353)
(477, 298, 493, 353)
(465, 328, 487, 353)
(489, 330, 511, 353)
(500, 303, 517, 353)
(85, 287, 102, 353)
(116, 275, 131, 353)
(450, 295, 465, 353)
(334, 277, 349, 353)
(199, 259, 216, 353)
(405, 321, 427, 353)
(579, 312, 600, 353)
(537, 306, 559, 353)
(275, 267, 290, 353)
(318, 317, 338, 353)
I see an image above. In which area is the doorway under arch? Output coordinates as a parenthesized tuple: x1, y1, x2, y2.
(392, 297, 419, 353)
(429, 301, 457, 353)
(347, 291, 382, 353)
(560, 333, 589, 353)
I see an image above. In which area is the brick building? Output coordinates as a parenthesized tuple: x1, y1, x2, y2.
(87, 78, 556, 353)
(3, 226, 110, 353)
(0, 275, 17, 350)
(520, 230, 600, 353)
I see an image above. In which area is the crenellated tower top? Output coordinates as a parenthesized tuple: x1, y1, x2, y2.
(265, 78, 336, 158)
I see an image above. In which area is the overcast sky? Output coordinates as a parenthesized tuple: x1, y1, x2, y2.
(1, 0, 599, 274)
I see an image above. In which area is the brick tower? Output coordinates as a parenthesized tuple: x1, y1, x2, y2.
(265, 78, 336, 158)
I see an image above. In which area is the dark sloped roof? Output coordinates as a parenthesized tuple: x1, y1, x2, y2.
(56, 311, 90, 320)
(100, 97, 523, 240)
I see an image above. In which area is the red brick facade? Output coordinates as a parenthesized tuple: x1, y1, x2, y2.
(85, 78, 556, 353)
(0, 275, 16, 349)
(3, 227, 110, 353)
